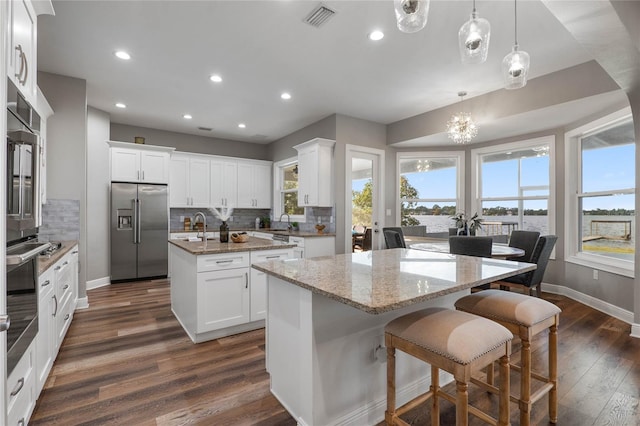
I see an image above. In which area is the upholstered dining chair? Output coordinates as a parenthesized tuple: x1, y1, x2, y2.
(492, 235, 558, 297)
(448, 236, 493, 258)
(507, 230, 540, 262)
(383, 229, 406, 249)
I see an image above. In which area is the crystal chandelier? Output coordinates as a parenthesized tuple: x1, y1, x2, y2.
(394, 0, 430, 33)
(502, 0, 530, 89)
(458, 0, 491, 64)
(446, 92, 478, 144)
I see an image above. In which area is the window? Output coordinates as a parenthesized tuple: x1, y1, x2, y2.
(566, 108, 635, 276)
(471, 136, 555, 242)
(273, 158, 305, 222)
(397, 151, 464, 233)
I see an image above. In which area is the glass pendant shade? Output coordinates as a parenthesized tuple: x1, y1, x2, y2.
(458, 12, 491, 64)
(394, 0, 430, 33)
(502, 45, 530, 89)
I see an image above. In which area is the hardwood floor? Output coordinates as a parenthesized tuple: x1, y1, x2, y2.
(31, 280, 640, 425)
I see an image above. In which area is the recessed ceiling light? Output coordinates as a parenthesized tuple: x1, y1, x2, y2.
(115, 103, 126, 108)
(238, 123, 246, 129)
(281, 92, 292, 100)
(210, 74, 223, 83)
(183, 114, 193, 120)
(114, 50, 131, 60)
(368, 30, 384, 41)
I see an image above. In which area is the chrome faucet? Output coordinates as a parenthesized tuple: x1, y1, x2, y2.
(194, 212, 207, 241)
(279, 213, 292, 232)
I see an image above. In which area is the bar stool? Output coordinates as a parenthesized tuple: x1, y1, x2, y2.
(385, 307, 513, 426)
(455, 290, 561, 425)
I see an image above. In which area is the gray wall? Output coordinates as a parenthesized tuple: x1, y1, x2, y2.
(87, 107, 110, 283)
(38, 72, 88, 299)
(111, 123, 270, 160)
(267, 115, 337, 162)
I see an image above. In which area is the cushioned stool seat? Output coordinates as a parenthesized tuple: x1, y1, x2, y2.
(455, 290, 561, 425)
(385, 307, 513, 426)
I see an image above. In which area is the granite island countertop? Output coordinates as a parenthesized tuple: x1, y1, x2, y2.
(170, 228, 335, 238)
(252, 248, 536, 314)
(38, 240, 79, 275)
(169, 236, 297, 255)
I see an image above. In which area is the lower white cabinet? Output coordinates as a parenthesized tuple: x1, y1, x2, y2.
(7, 340, 36, 426)
(250, 249, 292, 321)
(197, 267, 250, 333)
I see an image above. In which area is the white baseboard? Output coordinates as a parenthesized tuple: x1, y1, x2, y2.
(76, 296, 89, 310)
(542, 282, 636, 331)
(86, 276, 111, 290)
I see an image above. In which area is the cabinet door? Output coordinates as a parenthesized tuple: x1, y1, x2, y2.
(8, 0, 37, 104)
(111, 148, 141, 182)
(210, 159, 237, 208)
(36, 269, 55, 395)
(297, 146, 317, 206)
(189, 157, 211, 207)
(170, 155, 190, 207)
(197, 268, 250, 332)
(236, 162, 254, 208)
(140, 151, 170, 184)
(250, 249, 292, 321)
(253, 163, 272, 208)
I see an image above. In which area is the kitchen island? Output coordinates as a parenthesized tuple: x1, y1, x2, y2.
(252, 248, 536, 425)
(169, 237, 296, 342)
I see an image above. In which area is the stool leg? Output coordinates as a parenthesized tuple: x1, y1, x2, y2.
(498, 354, 511, 426)
(385, 340, 396, 425)
(520, 338, 532, 426)
(486, 361, 495, 386)
(549, 323, 559, 423)
(431, 365, 440, 426)
(455, 381, 469, 426)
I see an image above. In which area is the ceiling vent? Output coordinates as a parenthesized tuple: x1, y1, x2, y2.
(197, 126, 212, 131)
(304, 4, 336, 28)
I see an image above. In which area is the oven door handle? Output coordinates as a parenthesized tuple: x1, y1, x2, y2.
(0, 314, 10, 332)
(6, 242, 51, 265)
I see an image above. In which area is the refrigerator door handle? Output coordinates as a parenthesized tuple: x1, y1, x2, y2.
(131, 199, 137, 244)
(137, 199, 142, 244)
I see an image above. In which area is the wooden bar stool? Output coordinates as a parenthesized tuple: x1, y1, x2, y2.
(385, 307, 513, 426)
(455, 290, 561, 425)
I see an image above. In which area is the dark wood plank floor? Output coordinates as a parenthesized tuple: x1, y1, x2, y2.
(30, 279, 640, 425)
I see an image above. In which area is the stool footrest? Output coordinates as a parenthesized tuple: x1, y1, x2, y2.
(390, 389, 436, 420)
(435, 388, 500, 426)
(530, 382, 555, 405)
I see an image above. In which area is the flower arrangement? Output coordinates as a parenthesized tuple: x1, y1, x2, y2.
(451, 212, 483, 235)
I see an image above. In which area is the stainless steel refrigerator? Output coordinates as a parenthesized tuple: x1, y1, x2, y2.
(110, 182, 168, 282)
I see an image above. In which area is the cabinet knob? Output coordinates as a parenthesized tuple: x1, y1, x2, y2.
(0, 314, 10, 332)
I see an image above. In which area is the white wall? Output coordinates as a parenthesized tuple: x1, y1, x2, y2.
(87, 107, 110, 284)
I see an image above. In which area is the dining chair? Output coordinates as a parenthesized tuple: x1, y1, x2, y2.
(492, 235, 558, 297)
(362, 228, 373, 251)
(507, 230, 540, 262)
(352, 224, 366, 251)
(449, 236, 493, 258)
(383, 227, 406, 249)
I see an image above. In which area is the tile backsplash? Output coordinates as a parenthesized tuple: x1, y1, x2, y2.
(40, 199, 80, 241)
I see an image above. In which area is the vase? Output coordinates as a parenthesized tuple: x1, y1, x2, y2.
(219, 221, 229, 243)
(457, 224, 468, 236)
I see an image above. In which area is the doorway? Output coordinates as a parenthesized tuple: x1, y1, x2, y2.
(345, 145, 385, 253)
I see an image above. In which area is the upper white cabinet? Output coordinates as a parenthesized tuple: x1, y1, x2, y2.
(170, 153, 210, 207)
(7, 0, 37, 105)
(294, 138, 335, 207)
(237, 161, 271, 209)
(108, 141, 174, 184)
(210, 158, 237, 208)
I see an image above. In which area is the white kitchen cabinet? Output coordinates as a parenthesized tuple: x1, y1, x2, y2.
(210, 158, 237, 208)
(294, 138, 335, 207)
(197, 267, 250, 332)
(108, 141, 175, 184)
(35, 267, 55, 395)
(7, 0, 37, 105)
(170, 153, 210, 207)
(35, 87, 53, 214)
(7, 340, 36, 426)
(249, 249, 292, 321)
(237, 161, 272, 209)
(290, 236, 335, 259)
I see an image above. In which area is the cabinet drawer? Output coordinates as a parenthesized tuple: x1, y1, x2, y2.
(197, 252, 250, 272)
(251, 249, 292, 263)
(7, 342, 35, 426)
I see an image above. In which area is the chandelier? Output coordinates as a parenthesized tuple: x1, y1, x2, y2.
(446, 92, 478, 144)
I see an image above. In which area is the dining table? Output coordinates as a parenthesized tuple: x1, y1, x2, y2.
(409, 240, 525, 259)
(252, 248, 536, 425)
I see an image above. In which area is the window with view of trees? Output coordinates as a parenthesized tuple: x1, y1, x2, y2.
(273, 159, 305, 222)
(472, 136, 554, 240)
(397, 152, 463, 231)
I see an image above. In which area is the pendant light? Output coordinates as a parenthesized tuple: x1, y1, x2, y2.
(502, 0, 530, 89)
(446, 92, 478, 144)
(394, 0, 430, 33)
(458, 0, 491, 64)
